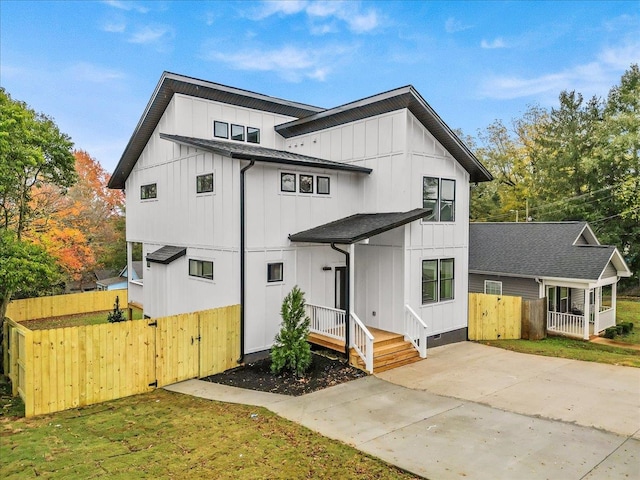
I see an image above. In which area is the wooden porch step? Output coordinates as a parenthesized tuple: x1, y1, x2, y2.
(308, 332, 344, 353)
(349, 334, 422, 374)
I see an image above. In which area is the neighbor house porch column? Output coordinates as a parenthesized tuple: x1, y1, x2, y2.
(612, 281, 617, 321)
(583, 288, 590, 340)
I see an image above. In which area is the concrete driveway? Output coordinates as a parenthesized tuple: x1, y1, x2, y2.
(166, 342, 640, 479)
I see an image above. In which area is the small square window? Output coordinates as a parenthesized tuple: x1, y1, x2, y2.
(214, 121, 228, 139)
(484, 280, 502, 296)
(317, 176, 330, 195)
(196, 173, 214, 194)
(247, 127, 260, 144)
(281, 173, 296, 192)
(231, 124, 244, 141)
(299, 174, 313, 194)
(141, 183, 157, 200)
(267, 262, 283, 283)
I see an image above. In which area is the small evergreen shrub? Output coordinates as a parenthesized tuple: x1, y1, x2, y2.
(616, 325, 624, 335)
(270, 286, 312, 377)
(107, 296, 126, 323)
(627, 322, 634, 332)
(620, 323, 631, 334)
(603, 327, 617, 339)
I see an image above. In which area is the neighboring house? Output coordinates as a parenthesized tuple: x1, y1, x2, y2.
(469, 222, 632, 339)
(96, 262, 143, 291)
(108, 72, 492, 369)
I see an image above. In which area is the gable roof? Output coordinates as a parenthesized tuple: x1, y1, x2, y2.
(469, 222, 631, 281)
(275, 86, 492, 183)
(108, 72, 324, 189)
(289, 208, 431, 244)
(160, 134, 372, 174)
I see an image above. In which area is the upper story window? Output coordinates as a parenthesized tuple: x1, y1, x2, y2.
(247, 127, 260, 144)
(140, 183, 157, 200)
(423, 177, 456, 222)
(422, 258, 455, 304)
(214, 121, 228, 139)
(299, 175, 313, 194)
(231, 124, 244, 141)
(484, 280, 502, 296)
(281, 172, 330, 196)
(317, 176, 330, 195)
(196, 173, 214, 194)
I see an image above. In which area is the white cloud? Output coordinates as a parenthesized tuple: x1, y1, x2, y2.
(203, 44, 353, 82)
(252, 0, 379, 33)
(67, 63, 126, 83)
(445, 17, 471, 33)
(128, 25, 173, 44)
(478, 42, 640, 101)
(481, 38, 506, 49)
(103, 0, 149, 14)
(103, 21, 126, 33)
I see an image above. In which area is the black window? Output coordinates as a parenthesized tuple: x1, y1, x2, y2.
(231, 124, 244, 141)
(267, 262, 283, 282)
(422, 258, 455, 304)
(189, 259, 213, 280)
(247, 127, 260, 144)
(141, 183, 157, 200)
(214, 121, 228, 139)
(281, 173, 296, 192)
(196, 173, 214, 193)
(299, 174, 313, 194)
(317, 176, 330, 195)
(422, 177, 456, 222)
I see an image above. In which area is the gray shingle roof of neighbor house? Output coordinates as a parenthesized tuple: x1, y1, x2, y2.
(469, 222, 631, 281)
(108, 72, 492, 188)
(289, 208, 432, 244)
(159, 134, 373, 174)
(146, 246, 187, 265)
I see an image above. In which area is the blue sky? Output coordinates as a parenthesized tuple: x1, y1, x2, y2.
(1, 0, 638, 173)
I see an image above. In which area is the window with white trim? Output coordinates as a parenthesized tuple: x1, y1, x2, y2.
(267, 262, 283, 283)
(423, 177, 456, 222)
(189, 259, 213, 280)
(484, 280, 502, 296)
(422, 258, 455, 304)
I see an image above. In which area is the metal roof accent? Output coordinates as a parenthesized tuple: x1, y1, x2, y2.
(160, 134, 373, 174)
(108, 72, 324, 189)
(469, 222, 631, 281)
(289, 208, 431, 244)
(275, 86, 493, 184)
(146, 246, 187, 265)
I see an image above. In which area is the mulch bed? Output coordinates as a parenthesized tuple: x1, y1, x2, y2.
(202, 350, 367, 396)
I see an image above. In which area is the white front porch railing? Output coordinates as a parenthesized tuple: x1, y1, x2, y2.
(598, 308, 615, 330)
(404, 304, 427, 358)
(350, 312, 374, 373)
(547, 311, 585, 338)
(305, 303, 346, 342)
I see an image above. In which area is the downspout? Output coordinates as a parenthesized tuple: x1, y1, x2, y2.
(238, 160, 255, 364)
(330, 243, 350, 357)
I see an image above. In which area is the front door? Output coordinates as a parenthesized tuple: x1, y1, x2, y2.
(335, 267, 347, 310)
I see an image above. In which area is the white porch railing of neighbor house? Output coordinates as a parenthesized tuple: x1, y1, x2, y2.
(597, 307, 616, 330)
(305, 303, 346, 341)
(547, 311, 585, 338)
(404, 304, 428, 358)
(350, 312, 374, 373)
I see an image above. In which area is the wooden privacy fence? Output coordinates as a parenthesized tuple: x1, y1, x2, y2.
(468, 293, 546, 341)
(6, 289, 128, 322)
(4, 304, 240, 417)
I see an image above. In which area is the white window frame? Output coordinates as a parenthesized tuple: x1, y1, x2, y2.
(484, 280, 503, 296)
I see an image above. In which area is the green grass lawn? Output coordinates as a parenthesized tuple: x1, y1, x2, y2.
(0, 389, 418, 480)
(480, 298, 640, 367)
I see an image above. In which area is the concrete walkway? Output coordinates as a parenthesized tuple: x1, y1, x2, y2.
(165, 342, 640, 479)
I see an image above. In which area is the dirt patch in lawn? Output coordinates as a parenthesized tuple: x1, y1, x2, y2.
(203, 350, 367, 396)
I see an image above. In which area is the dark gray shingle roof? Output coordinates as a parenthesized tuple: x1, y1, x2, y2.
(159, 134, 373, 174)
(289, 209, 431, 244)
(146, 246, 187, 265)
(469, 222, 617, 281)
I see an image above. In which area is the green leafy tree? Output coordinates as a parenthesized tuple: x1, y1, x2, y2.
(270, 286, 312, 377)
(0, 230, 60, 373)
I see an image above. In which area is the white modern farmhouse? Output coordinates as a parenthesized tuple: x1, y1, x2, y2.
(108, 72, 492, 372)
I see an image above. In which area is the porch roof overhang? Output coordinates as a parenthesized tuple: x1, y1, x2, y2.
(288, 208, 431, 244)
(146, 246, 187, 265)
(159, 134, 373, 174)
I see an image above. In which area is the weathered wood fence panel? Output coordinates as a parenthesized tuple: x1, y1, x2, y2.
(521, 298, 546, 340)
(6, 290, 128, 322)
(468, 293, 522, 340)
(5, 304, 240, 417)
